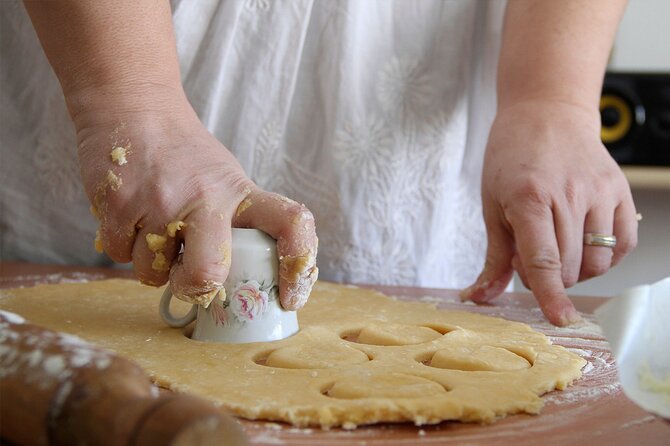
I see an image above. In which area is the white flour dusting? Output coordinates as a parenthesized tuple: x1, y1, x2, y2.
(251, 432, 285, 444)
(3, 277, 646, 444)
(0, 311, 115, 418)
(0, 272, 107, 288)
(619, 415, 656, 429)
(43, 355, 67, 377)
(0, 310, 25, 324)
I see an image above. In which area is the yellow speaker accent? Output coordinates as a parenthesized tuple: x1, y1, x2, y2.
(600, 94, 632, 144)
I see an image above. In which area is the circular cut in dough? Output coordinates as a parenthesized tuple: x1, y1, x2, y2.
(265, 342, 369, 369)
(355, 322, 442, 346)
(430, 345, 530, 371)
(327, 373, 447, 399)
(0, 280, 586, 428)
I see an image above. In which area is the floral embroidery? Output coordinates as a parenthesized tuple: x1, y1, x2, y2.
(33, 91, 84, 204)
(7, 1, 493, 288)
(251, 120, 350, 278)
(251, 120, 283, 192)
(33, 140, 81, 203)
(245, 0, 270, 11)
(246, 42, 487, 288)
(333, 116, 394, 177)
(376, 57, 435, 121)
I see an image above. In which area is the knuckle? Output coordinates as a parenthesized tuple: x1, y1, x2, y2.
(135, 267, 168, 287)
(101, 224, 134, 263)
(484, 256, 498, 270)
(562, 181, 580, 209)
(562, 268, 578, 288)
(180, 174, 222, 204)
(617, 236, 637, 255)
(290, 205, 315, 228)
(230, 176, 255, 196)
(516, 180, 551, 206)
(526, 249, 562, 273)
(504, 181, 552, 217)
(581, 257, 611, 278)
(279, 200, 316, 236)
(105, 245, 132, 263)
(139, 184, 179, 220)
(185, 264, 228, 286)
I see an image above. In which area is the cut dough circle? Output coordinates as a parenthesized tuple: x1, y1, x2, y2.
(265, 342, 369, 369)
(355, 322, 442, 346)
(430, 345, 531, 372)
(0, 280, 586, 428)
(326, 373, 448, 399)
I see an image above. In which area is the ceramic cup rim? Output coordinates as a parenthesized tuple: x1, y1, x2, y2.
(158, 227, 299, 343)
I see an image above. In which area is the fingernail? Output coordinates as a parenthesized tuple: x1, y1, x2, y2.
(285, 266, 318, 310)
(460, 279, 491, 302)
(459, 285, 474, 301)
(559, 308, 582, 326)
(172, 281, 223, 308)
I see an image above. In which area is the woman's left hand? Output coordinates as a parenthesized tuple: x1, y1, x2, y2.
(461, 100, 638, 326)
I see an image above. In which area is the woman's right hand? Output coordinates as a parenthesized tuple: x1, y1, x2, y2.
(75, 89, 318, 310)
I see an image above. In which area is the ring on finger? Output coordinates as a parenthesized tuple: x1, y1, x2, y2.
(584, 233, 617, 248)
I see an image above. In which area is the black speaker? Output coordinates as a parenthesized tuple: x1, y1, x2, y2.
(600, 72, 670, 166)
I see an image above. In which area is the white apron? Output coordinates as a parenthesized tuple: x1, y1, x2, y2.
(0, 0, 505, 288)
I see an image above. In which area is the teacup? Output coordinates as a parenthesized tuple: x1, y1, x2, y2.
(159, 228, 299, 343)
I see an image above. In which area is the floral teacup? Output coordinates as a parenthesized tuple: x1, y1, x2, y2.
(159, 228, 299, 343)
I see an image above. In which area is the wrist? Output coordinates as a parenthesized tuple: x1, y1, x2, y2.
(65, 81, 193, 133)
(495, 98, 601, 130)
(486, 99, 604, 159)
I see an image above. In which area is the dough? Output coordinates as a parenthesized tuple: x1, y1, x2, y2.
(0, 280, 585, 428)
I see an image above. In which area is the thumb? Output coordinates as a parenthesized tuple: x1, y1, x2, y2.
(460, 206, 515, 303)
(232, 190, 318, 311)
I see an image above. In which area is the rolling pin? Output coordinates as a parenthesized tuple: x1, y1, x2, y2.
(0, 310, 248, 446)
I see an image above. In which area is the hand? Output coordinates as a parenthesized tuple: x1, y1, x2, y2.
(461, 100, 638, 326)
(76, 91, 318, 310)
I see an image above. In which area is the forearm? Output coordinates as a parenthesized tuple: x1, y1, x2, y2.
(497, 0, 627, 112)
(23, 0, 187, 128)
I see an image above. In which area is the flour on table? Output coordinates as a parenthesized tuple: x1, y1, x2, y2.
(0, 280, 585, 428)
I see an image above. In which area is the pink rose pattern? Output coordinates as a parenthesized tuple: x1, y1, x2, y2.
(210, 300, 228, 326)
(230, 281, 269, 322)
(210, 280, 276, 326)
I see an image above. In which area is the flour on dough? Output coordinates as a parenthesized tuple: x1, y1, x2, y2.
(0, 280, 585, 428)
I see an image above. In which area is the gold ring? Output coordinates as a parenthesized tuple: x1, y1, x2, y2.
(584, 233, 617, 248)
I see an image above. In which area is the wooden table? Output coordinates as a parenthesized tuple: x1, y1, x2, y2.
(1, 262, 668, 445)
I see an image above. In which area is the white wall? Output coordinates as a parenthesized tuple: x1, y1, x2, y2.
(609, 0, 670, 72)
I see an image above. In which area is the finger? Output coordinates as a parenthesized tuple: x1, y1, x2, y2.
(233, 190, 318, 310)
(91, 189, 134, 263)
(508, 205, 580, 326)
(579, 205, 615, 281)
(100, 216, 136, 263)
(553, 201, 583, 288)
(461, 204, 514, 303)
(612, 195, 638, 267)
(132, 219, 179, 287)
(90, 167, 135, 262)
(169, 206, 232, 308)
(512, 253, 530, 290)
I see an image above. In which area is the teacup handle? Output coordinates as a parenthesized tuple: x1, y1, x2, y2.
(159, 287, 198, 328)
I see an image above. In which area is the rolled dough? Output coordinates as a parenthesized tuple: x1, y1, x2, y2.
(0, 280, 585, 428)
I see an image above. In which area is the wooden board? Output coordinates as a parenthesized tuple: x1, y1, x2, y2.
(1, 262, 668, 445)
